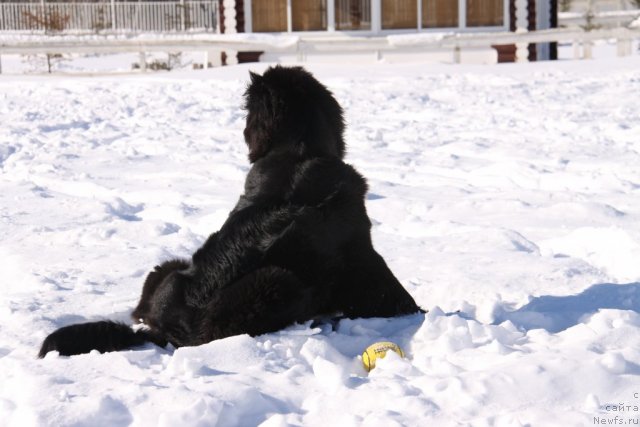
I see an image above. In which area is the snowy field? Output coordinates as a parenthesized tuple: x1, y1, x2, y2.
(1, 55, 640, 426)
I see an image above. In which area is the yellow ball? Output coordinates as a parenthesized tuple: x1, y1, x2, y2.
(362, 341, 404, 372)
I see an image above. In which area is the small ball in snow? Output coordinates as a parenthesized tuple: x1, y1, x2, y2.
(361, 341, 404, 372)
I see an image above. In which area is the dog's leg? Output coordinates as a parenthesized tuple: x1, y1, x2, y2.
(200, 266, 322, 341)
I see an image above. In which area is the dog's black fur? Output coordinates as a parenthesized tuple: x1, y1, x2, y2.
(38, 66, 421, 358)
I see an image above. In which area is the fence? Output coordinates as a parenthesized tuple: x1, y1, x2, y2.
(559, 9, 640, 29)
(0, 1, 219, 33)
(0, 26, 637, 70)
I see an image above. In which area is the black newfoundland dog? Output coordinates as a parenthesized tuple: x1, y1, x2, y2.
(38, 66, 421, 358)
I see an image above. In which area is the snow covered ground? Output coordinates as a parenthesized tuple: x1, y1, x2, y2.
(1, 55, 640, 426)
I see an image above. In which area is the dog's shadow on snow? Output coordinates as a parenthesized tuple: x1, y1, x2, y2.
(492, 282, 640, 333)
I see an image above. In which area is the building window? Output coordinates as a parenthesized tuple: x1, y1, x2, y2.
(466, 0, 504, 27)
(293, 0, 328, 31)
(252, 0, 287, 32)
(381, 0, 417, 29)
(335, 0, 371, 31)
(422, 0, 458, 28)
(249, 0, 506, 33)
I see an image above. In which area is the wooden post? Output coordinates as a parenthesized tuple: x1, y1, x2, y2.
(217, 0, 223, 34)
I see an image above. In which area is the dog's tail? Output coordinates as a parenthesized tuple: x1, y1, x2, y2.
(38, 321, 166, 358)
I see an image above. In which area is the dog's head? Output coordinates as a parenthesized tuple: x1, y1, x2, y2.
(132, 259, 198, 346)
(243, 66, 346, 163)
(132, 259, 191, 325)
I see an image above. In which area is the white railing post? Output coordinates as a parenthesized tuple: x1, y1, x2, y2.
(222, 0, 238, 65)
(180, 0, 186, 31)
(613, 28, 631, 57)
(583, 40, 593, 59)
(623, 38, 632, 56)
(371, 0, 381, 34)
(40, 0, 45, 32)
(223, 0, 236, 33)
(327, 0, 335, 32)
(243, 0, 252, 33)
(573, 39, 581, 59)
(515, 0, 529, 62)
(616, 36, 626, 57)
(286, 0, 292, 32)
(110, 0, 116, 31)
(457, 0, 466, 60)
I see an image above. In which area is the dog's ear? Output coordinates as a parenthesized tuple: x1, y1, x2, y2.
(249, 71, 262, 84)
(244, 70, 279, 163)
(132, 259, 190, 323)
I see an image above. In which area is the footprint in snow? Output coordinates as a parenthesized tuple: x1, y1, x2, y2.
(0, 145, 17, 167)
(104, 198, 144, 222)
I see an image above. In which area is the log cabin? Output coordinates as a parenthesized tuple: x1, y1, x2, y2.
(217, 0, 558, 64)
